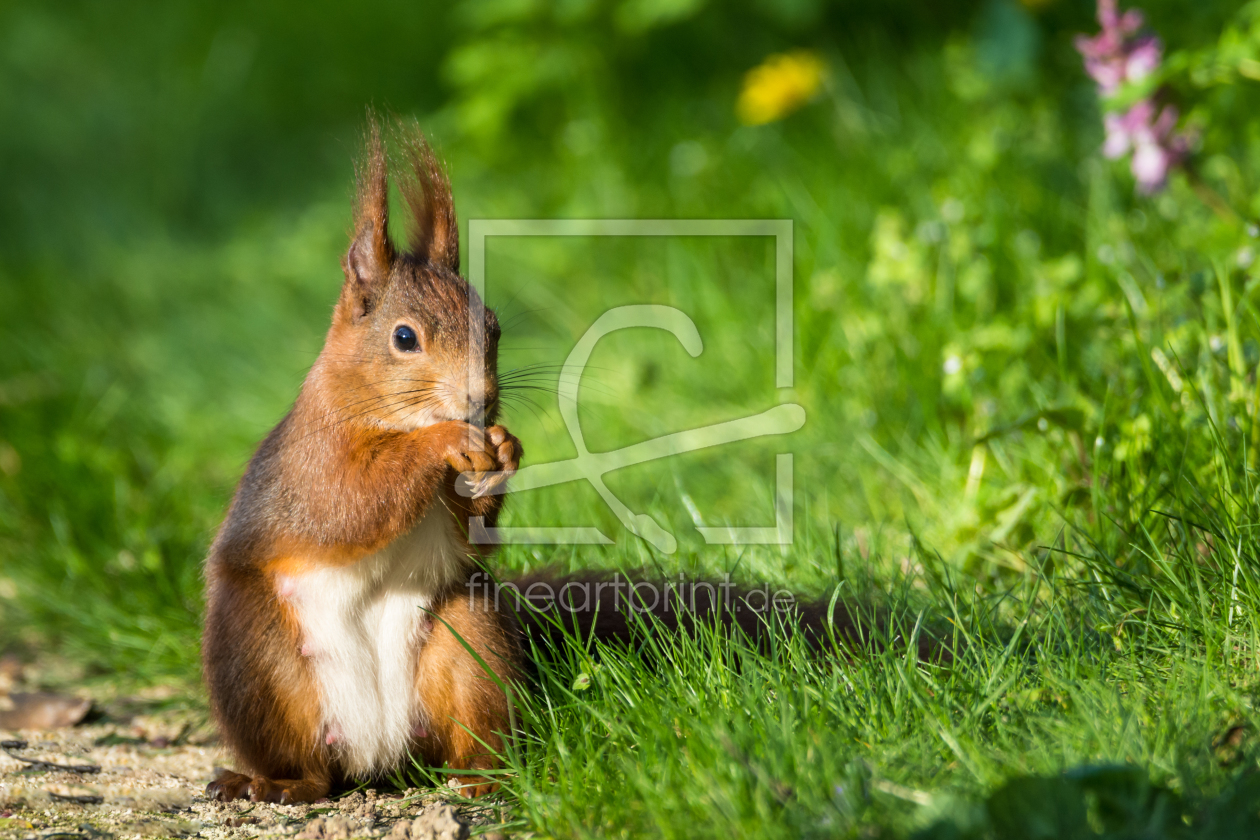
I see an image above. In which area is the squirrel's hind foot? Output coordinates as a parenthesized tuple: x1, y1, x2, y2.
(206, 770, 330, 804)
(450, 774, 500, 798)
(206, 771, 251, 801)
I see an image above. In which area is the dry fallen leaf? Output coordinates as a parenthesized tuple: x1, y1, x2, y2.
(0, 692, 92, 729)
(0, 656, 22, 694)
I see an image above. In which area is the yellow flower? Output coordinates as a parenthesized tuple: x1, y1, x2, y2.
(736, 50, 825, 126)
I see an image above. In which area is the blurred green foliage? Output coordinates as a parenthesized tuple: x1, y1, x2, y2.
(8, 0, 1260, 835)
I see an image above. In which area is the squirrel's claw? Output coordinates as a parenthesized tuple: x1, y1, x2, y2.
(470, 473, 498, 499)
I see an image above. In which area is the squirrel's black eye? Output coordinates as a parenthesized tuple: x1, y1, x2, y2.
(392, 325, 419, 352)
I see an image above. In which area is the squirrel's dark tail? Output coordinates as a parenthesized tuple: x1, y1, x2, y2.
(490, 569, 950, 663)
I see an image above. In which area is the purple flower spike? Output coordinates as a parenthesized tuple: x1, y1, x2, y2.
(1074, 0, 1161, 95)
(1078, 0, 1191, 193)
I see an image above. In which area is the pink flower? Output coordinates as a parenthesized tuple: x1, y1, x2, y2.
(1101, 101, 1190, 192)
(1125, 37, 1161, 83)
(1131, 143, 1173, 191)
(1074, 0, 1161, 95)
(1102, 101, 1153, 159)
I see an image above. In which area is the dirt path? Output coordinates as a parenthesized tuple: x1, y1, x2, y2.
(0, 696, 502, 840)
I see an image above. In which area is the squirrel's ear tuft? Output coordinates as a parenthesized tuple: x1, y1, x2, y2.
(340, 117, 396, 321)
(397, 123, 459, 274)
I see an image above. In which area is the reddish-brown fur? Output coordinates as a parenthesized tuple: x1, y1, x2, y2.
(203, 119, 523, 804)
(413, 592, 522, 797)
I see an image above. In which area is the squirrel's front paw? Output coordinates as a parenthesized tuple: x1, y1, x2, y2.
(486, 425, 523, 473)
(438, 423, 520, 499)
(466, 425, 522, 498)
(457, 425, 520, 499)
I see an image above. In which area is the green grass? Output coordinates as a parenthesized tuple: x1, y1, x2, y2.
(5, 0, 1260, 836)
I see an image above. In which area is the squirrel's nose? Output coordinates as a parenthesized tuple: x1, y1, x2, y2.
(452, 376, 492, 424)
(464, 394, 488, 424)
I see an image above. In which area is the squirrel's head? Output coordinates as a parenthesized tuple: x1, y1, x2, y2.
(318, 121, 500, 430)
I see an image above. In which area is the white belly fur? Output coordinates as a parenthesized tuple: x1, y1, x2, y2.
(280, 506, 469, 777)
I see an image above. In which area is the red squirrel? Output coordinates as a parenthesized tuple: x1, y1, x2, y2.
(203, 122, 524, 804)
(203, 120, 935, 806)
